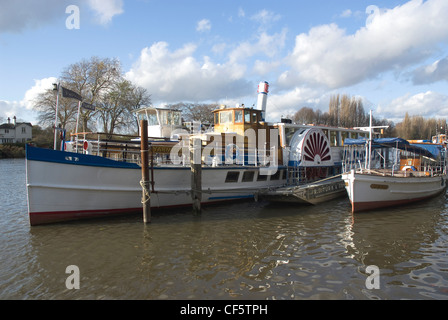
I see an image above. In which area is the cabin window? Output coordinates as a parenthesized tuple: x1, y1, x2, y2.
(214, 113, 219, 125)
(330, 131, 339, 147)
(159, 111, 169, 125)
(147, 111, 158, 126)
(257, 172, 268, 181)
(225, 171, 240, 183)
(235, 110, 243, 123)
(220, 111, 233, 124)
(244, 110, 251, 123)
(341, 132, 348, 145)
(242, 171, 255, 182)
(270, 170, 282, 180)
(170, 111, 182, 125)
(252, 112, 258, 123)
(159, 110, 181, 125)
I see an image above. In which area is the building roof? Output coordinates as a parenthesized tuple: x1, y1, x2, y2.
(0, 122, 32, 129)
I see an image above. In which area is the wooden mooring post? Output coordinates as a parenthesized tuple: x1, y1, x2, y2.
(140, 120, 151, 224)
(190, 137, 202, 215)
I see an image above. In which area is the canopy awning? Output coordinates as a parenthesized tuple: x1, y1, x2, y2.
(344, 137, 440, 159)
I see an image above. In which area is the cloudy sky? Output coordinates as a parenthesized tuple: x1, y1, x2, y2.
(1, 0, 448, 125)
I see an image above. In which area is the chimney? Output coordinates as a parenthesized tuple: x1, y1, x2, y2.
(13, 116, 16, 126)
(7, 117, 10, 124)
(256, 81, 269, 121)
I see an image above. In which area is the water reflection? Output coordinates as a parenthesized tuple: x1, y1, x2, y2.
(22, 195, 448, 300)
(346, 195, 448, 299)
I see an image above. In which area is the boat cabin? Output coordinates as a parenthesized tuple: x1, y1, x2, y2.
(213, 106, 268, 136)
(135, 106, 183, 139)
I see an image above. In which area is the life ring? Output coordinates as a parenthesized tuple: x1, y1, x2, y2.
(402, 165, 416, 171)
(225, 144, 240, 162)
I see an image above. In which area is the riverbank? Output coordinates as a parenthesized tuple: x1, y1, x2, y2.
(0, 143, 25, 159)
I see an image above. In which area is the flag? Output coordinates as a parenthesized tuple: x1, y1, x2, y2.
(61, 86, 82, 101)
(81, 102, 95, 111)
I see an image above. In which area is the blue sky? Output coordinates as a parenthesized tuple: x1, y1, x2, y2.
(1, 0, 448, 126)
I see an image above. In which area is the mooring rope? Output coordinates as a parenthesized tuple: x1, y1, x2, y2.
(140, 180, 151, 205)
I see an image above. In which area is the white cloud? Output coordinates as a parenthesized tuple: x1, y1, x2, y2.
(0, 77, 56, 124)
(340, 9, 353, 18)
(228, 29, 287, 64)
(0, 0, 70, 33)
(253, 60, 281, 76)
(279, 0, 448, 90)
(238, 7, 245, 18)
(377, 91, 448, 121)
(87, 0, 124, 25)
(0, 0, 123, 33)
(412, 56, 448, 84)
(266, 86, 322, 120)
(23, 77, 58, 109)
(196, 19, 211, 32)
(125, 42, 252, 103)
(250, 9, 281, 26)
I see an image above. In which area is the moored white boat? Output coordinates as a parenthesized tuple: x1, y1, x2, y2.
(342, 135, 447, 213)
(343, 168, 446, 212)
(26, 145, 286, 225)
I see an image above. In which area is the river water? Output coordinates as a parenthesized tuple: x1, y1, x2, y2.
(1, 158, 448, 300)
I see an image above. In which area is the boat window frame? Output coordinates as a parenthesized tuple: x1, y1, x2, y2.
(256, 172, 268, 181)
(220, 111, 233, 124)
(225, 171, 240, 183)
(214, 113, 219, 125)
(244, 110, 251, 123)
(234, 110, 243, 124)
(270, 170, 282, 181)
(242, 171, 255, 182)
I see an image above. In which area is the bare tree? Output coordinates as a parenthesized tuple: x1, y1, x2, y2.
(293, 107, 316, 124)
(33, 87, 79, 130)
(32, 56, 151, 137)
(168, 102, 216, 124)
(96, 79, 151, 137)
(60, 56, 122, 132)
(329, 94, 339, 126)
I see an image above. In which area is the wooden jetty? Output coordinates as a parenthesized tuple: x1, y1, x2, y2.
(261, 175, 346, 205)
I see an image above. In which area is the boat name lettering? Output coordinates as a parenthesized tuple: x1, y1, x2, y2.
(308, 182, 345, 198)
(65, 156, 80, 162)
(370, 184, 389, 190)
(151, 146, 172, 153)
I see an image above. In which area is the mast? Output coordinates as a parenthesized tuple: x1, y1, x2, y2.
(368, 110, 372, 170)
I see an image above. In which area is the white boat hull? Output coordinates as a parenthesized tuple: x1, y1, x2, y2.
(26, 146, 286, 225)
(342, 169, 447, 212)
